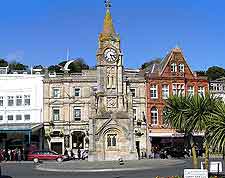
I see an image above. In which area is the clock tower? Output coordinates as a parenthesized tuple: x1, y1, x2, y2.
(88, 0, 137, 161)
(96, 0, 124, 112)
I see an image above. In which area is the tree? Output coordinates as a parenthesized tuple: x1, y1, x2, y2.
(164, 94, 218, 169)
(141, 58, 161, 69)
(9, 61, 28, 71)
(47, 65, 62, 73)
(0, 59, 8, 67)
(207, 101, 225, 153)
(206, 66, 225, 81)
(49, 58, 89, 73)
(33, 65, 44, 69)
(164, 95, 198, 168)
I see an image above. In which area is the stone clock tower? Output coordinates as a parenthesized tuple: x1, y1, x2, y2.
(96, 1, 124, 112)
(88, 0, 137, 161)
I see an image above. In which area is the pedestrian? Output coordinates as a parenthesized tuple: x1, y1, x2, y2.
(77, 147, 81, 160)
(18, 149, 21, 161)
(15, 148, 18, 161)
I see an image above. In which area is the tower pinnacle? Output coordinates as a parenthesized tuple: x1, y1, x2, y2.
(105, 0, 111, 10)
(102, 0, 115, 35)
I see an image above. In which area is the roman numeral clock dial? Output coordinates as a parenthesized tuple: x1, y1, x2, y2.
(104, 48, 117, 62)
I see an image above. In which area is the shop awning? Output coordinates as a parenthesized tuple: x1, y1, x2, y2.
(0, 123, 43, 133)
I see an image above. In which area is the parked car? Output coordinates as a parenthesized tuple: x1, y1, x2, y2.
(27, 150, 64, 163)
(159, 147, 190, 159)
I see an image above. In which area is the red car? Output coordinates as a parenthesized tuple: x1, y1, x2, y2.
(27, 150, 64, 163)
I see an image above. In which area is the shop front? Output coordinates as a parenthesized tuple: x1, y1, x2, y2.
(0, 123, 43, 151)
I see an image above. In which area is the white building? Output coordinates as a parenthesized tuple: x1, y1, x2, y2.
(210, 77, 225, 102)
(0, 72, 44, 150)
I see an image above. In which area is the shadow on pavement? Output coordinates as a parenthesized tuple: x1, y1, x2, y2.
(0, 165, 12, 178)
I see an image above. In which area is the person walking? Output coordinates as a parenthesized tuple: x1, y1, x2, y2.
(77, 147, 81, 160)
(18, 149, 21, 162)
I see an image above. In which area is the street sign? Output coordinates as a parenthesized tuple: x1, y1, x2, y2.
(209, 161, 222, 173)
(184, 169, 208, 178)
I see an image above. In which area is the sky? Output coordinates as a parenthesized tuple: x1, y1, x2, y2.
(0, 0, 225, 71)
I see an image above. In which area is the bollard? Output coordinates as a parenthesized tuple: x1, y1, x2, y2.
(118, 158, 124, 165)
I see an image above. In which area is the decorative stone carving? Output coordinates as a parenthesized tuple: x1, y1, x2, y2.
(107, 97, 117, 108)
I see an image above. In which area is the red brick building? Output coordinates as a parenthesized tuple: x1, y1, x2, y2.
(145, 47, 208, 149)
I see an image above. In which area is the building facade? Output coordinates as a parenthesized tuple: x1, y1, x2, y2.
(145, 47, 209, 150)
(0, 73, 44, 150)
(209, 77, 225, 102)
(43, 2, 147, 161)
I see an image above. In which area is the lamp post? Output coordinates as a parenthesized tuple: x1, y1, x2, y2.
(142, 112, 150, 158)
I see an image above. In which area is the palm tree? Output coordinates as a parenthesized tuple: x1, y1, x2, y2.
(185, 94, 218, 170)
(207, 101, 225, 154)
(164, 95, 199, 168)
(164, 94, 218, 169)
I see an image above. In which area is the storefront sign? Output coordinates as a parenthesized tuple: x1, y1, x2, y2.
(209, 161, 222, 173)
(184, 169, 208, 178)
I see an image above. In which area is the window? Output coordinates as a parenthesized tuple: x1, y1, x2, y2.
(178, 64, 184, 73)
(53, 108, 60, 121)
(188, 86, 194, 96)
(162, 84, 169, 99)
(0, 96, 3, 106)
(8, 96, 14, 106)
(171, 63, 177, 72)
(151, 107, 158, 125)
(16, 115, 22, 120)
(150, 85, 158, 99)
(0, 115, 3, 121)
(24, 95, 30, 106)
(24, 114, 30, 120)
(74, 108, 81, 121)
(107, 134, 117, 147)
(52, 88, 60, 98)
(130, 89, 136, 98)
(172, 84, 184, 95)
(16, 96, 22, 106)
(133, 108, 137, 120)
(198, 86, 205, 96)
(74, 88, 81, 97)
(8, 115, 13, 121)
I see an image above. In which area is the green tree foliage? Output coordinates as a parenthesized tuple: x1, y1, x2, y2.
(48, 65, 62, 73)
(9, 61, 28, 70)
(141, 58, 161, 69)
(164, 94, 218, 169)
(33, 65, 44, 69)
(207, 101, 225, 152)
(48, 58, 89, 73)
(0, 59, 8, 67)
(206, 66, 225, 81)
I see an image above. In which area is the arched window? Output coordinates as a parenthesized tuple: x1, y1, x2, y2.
(151, 107, 158, 125)
(107, 134, 117, 147)
(171, 63, 177, 72)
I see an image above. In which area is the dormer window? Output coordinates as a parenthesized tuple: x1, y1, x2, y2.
(178, 64, 184, 73)
(171, 63, 177, 72)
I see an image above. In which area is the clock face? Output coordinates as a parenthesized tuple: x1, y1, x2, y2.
(104, 48, 117, 62)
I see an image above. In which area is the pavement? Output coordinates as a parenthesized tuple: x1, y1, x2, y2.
(34, 159, 186, 173)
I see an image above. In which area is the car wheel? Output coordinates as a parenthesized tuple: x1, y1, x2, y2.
(56, 157, 63, 162)
(33, 158, 39, 163)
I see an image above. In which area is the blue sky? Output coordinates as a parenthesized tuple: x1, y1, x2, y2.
(0, 0, 224, 71)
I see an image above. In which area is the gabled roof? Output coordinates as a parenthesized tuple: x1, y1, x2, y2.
(145, 47, 194, 78)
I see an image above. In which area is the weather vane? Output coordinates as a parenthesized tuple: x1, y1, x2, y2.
(105, 0, 111, 9)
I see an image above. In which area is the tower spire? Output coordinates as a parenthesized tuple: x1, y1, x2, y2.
(103, 0, 115, 35)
